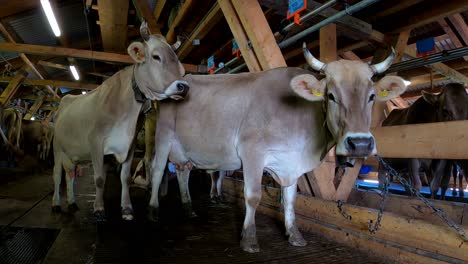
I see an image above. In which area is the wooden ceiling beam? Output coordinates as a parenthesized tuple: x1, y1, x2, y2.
(165, 0, 195, 43)
(0, 77, 99, 90)
(97, 0, 129, 52)
(24, 96, 44, 120)
(177, 2, 223, 60)
(448, 14, 468, 46)
(0, 70, 27, 106)
(132, 0, 160, 34)
(340, 51, 360, 61)
(437, 18, 467, 61)
(390, 1, 468, 33)
(0, 22, 59, 98)
(153, 0, 167, 24)
(369, 0, 424, 21)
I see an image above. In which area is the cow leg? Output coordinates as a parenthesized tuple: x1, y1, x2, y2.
(120, 145, 136, 221)
(409, 159, 422, 193)
(148, 145, 171, 222)
(65, 168, 79, 213)
(210, 172, 219, 202)
(452, 164, 458, 196)
(430, 160, 447, 199)
(90, 147, 106, 220)
(176, 165, 196, 218)
(283, 180, 306, 247)
(239, 156, 263, 253)
(216, 171, 225, 201)
(52, 153, 63, 213)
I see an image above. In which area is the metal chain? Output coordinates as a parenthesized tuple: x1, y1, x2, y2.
(377, 155, 468, 242)
(337, 200, 352, 221)
(367, 170, 389, 234)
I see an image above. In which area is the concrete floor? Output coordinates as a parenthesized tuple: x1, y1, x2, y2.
(0, 168, 386, 264)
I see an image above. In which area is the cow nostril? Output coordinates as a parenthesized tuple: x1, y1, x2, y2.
(177, 83, 186, 92)
(346, 137, 356, 150)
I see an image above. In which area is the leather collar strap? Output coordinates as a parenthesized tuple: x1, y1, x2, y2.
(132, 66, 147, 104)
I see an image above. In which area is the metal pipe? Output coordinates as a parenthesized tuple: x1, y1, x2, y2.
(214, 57, 239, 73)
(386, 47, 468, 73)
(228, 63, 247, 73)
(278, 0, 381, 49)
(282, 0, 338, 32)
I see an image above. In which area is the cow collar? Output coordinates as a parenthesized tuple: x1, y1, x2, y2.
(132, 66, 152, 114)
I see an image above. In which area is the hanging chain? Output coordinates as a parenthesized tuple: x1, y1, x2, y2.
(337, 200, 352, 221)
(377, 155, 468, 242)
(367, 169, 389, 234)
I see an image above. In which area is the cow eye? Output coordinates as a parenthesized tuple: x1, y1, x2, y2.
(369, 94, 376, 102)
(327, 93, 336, 102)
(152, 55, 161, 61)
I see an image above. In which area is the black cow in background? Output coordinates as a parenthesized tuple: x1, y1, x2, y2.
(378, 83, 468, 198)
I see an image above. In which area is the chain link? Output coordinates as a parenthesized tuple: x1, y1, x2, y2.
(377, 155, 468, 242)
(368, 168, 390, 234)
(337, 200, 352, 221)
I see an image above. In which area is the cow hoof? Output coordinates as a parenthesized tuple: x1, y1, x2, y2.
(51, 206, 62, 214)
(240, 238, 260, 253)
(147, 206, 159, 222)
(287, 226, 307, 247)
(68, 203, 79, 213)
(210, 196, 218, 204)
(121, 208, 134, 221)
(94, 210, 107, 222)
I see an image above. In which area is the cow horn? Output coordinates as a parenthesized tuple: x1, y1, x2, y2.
(172, 36, 182, 51)
(370, 47, 395, 74)
(303, 42, 326, 72)
(140, 19, 150, 42)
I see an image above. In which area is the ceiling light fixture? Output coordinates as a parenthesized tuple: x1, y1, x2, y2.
(70, 65, 80, 81)
(40, 0, 61, 37)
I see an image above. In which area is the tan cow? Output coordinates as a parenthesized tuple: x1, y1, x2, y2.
(145, 44, 407, 252)
(3, 108, 22, 148)
(51, 21, 189, 221)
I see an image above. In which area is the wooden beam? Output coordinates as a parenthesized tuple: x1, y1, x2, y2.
(132, 0, 160, 34)
(97, 0, 129, 52)
(177, 3, 223, 60)
(0, 22, 58, 98)
(0, 77, 99, 90)
(390, 1, 468, 33)
(340, 51, 360, 61)
(393, 30, 411, 64)
(153, 0, 167, 23)
(165, 0, 194, 43)
(24, 96, 44, 120)
(0, 71, 27, 106)
(230, 0, 286, 70)
(218, 0, 261, 72)
(320, 23, 337, 62)
(306, 161, 336, 200)
(223, 178, 468, 263)
(335, 160, 362, 202)
(38, 60, 68, 70)
(368, 0, 424, 21)
(448, 14, 468, 46)
(372, 120, 468, 159)
(438, 18, 468, 61)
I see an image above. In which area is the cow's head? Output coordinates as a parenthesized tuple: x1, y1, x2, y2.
(422, 83, 468, 122)
(127, 21, 189, 101)
(291, 43, 408, 157)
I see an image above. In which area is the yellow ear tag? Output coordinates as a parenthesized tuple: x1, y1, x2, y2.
(378, 89, 389, 98)
(311, 90, 323, 97)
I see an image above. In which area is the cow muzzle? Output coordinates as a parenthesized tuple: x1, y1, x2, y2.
(336, 132, 376, 157)
(166, 80, 190, 100)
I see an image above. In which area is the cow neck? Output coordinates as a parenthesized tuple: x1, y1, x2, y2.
(320, 95, 335, 160)
(132, 65, 152, 114)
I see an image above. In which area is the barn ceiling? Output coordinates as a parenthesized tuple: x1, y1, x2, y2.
(0, 0, 466, 119)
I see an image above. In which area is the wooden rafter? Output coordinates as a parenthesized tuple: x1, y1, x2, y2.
(97, 0, 129, 52)
(177, 3, 223, 60)
(165, 0, 195, 43)
(437, 18, 468, 61)
(24, 96, 44, 120)
(448, 14, 468, 46)
(0, 77, 99, 90)
(132, 0, 160, 34)
(0, 70, 27, 106)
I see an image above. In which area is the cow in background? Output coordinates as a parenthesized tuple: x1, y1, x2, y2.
(145, 44, 407, 252)
(52, 21, 189, 221)
(379, 83, 468, 197)
(3, 108, 22, 148)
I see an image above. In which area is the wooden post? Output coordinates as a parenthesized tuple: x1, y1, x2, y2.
(218, 0, 262, 72)
(229, 0, 286, 70)
(24, 96, 44, 120)
(0, 70, 27, 107)
(319, 23, 337, 62)
(97, 0, 129, 52)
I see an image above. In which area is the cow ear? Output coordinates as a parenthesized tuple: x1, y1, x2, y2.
(128, 42, 146, 63)
(421, 90, 439, 105)
(290, 74, 326, 101)
(374, 76, 408, 101)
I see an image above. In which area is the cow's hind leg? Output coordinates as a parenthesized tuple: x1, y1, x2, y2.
(90, 143, 106, 221)
(65, 168, 79, 213)
(52, 153, 63, 213)
(176, 164, 196, 218)
(282, 180, 306, 247)
(239, 154, 263, 253)
(120, 145, 136, 221)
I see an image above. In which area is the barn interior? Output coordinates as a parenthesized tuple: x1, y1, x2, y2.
(0, 0, 467, 263)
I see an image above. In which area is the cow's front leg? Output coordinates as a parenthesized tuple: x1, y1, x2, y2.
(176, 163, 196, 218)
(148, 145, 171, 222)
(282, 181, 306, 247)
(409, 159, 422, 193)
(240, 159, 263, 253)
(120, 145, 136, 221)
(90, 145, 106, 221)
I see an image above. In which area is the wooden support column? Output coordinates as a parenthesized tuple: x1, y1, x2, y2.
(319, 23, 337, 62)
(0, 70, 27, 106)
(97, 0, 129, 52)
(230, 0, 286, 70)
(24, 96, 44, 120)
(218, 0, 261, 72)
